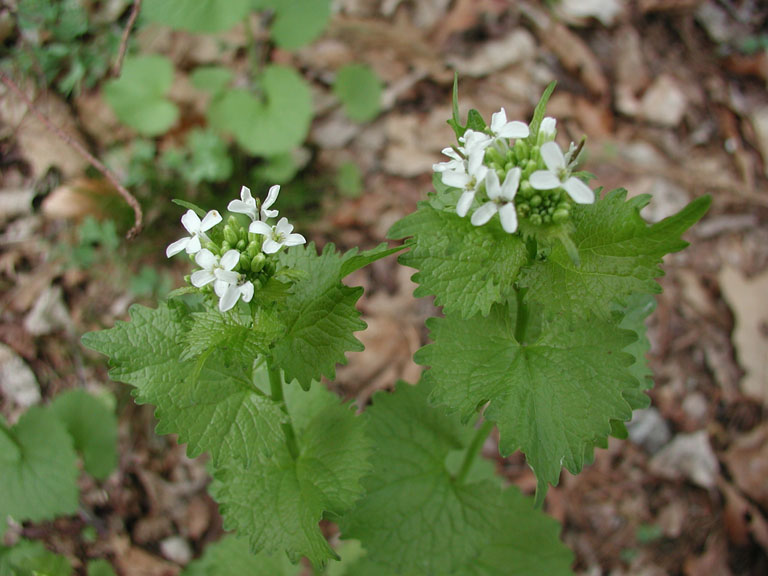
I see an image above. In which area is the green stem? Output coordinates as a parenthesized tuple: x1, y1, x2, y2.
(514, 286, 529, 343)
(267, 362, 299, 460)
(456, 419, 494, 484)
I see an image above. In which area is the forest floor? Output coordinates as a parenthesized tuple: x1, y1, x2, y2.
(1, 1, 768, 575)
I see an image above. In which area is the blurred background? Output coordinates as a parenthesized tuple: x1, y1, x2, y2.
(0, 0, 766, 574)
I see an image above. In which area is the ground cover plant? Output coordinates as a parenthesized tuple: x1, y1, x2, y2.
(80, 84, 709, 572)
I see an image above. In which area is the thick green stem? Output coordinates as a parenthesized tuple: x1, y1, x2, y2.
(514, 287, 530, 343)
(455, 419, 494, 484)
(267, 362, 299, 460)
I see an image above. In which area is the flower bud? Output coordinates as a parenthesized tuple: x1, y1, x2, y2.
(239, 253, 251, 270)
(236, 239, 246, 250)
(221, 241, 231, 252)
(251, 253, 266, 273)
(552, 208, 570, 223)
(223, 225, 239, 246)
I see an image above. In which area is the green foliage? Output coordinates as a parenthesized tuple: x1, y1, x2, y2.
(417, 302, 640, 494)
(335, 162, 363, 198)
(87, 559, 117, 576)
(186, 129, 234, 184)
(333, 64, 382, 123)
(0, 407, 79, 526)
(141, 0, 252, 33)
(103, 55, 179, 137)
(208, 65, 313, 156)
(254, 0, 332, 49)
(191, 67, 234, 94)
(182, 535, 300, 576)
(340, 382, 573, 575)
(129, 265, 173, 299)
(517, 191, 712, 320)
(388, 197, 528, 318)
(63, 216, 119, 270)
(0, 540, 72, 576)
(50, 389, 118, 480)
(252, 153, 300, 185)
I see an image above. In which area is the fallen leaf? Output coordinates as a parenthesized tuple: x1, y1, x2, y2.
(649, 430, 720, 489)
(0, 342, 40, 413)
(723, 423, 768, 510)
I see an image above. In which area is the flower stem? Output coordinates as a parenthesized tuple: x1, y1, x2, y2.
(267, 362, 299, 460)
(455, 419, 494, 484)
(514, 286, 530, 343)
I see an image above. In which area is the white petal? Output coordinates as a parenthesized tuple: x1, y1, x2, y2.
(500, 168, 521, 200)
(490, 108, 508, 134)
(220, 249, 240, 271)
(181, 210, 202, 234)
(539, 141, 565, 171)
(195, 249, 217, 269)
(274, 217, 293, 235)
(441, 147, 462, 161)
(240, 282, 254, 303)
(249, 220, 273, 236)
(473, 164, 489, 183)
(200, 210, 222, 231)
(442, 171, 470, 188)
(529, 171, 561, 190)
(214, 269, 239, 284)
(185, 235, 202, 254)
(284, 233, 306, 247)
(499, 203, 518, 233)
(240, 185, 253, 202)
(262, 238, 282, 254)
(228, 200, 257, 219)
(467, 149, 486, 176)
(214, 280, 228, 297)
(497, 121, 529, 140)
(191, 270, 215, 287)
(564, 177, 595, 204)
(263, 185, 280, 208)
(485, 170, 502, 200)
(219, 285, 240, 312)
(456, 190, 475, 217)
(540, 117, 556, 138)
(470, 202, 498, 226)
(166, 237, 189, 257)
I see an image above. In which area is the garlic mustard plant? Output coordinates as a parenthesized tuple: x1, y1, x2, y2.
(83, 81, 710, 573)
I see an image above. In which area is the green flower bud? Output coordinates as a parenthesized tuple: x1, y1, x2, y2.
(251, 253, 266, 273)
(514, 140, 528, 163)
(530, 195, 542, 207)
(248, 231, 260, 243)
(239, 253, 251, 270)
(223, 226, 239, 246)
(553, 209, 570, 223)
(246, 241, 260, 258)
(530, 214, 542, 226)
(236, 239, 246, 250)
(221, 241, 231, 252)
(519, 180, 533, 197)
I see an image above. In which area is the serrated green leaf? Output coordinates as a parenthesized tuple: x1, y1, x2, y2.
(417, 302, 639, 492)
(182, 535, 300, 576)
(82, 304, 285, 467)
(618, 293, 656, 409)
(388, 203, 528, 318)
(340, 382, 572, 575)
(210, 382, 371, 568)
(103, 55, 178, 136)
(208, 65, 312, 156)
(50, 389, 118, 480)
(271, 244, 367, 389)
(519, 192, 711, 320)
(333, 64, 382, 123)
(0, 540, 72, 576)
(181, 309, 278, 361)
(339, 243, 402, 278)
(142, 0, 251, 33)
(0, 408, 79, 525)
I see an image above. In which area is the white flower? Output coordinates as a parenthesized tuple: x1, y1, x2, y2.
(460, 130, 493, 172)
(433, 147, 465, 173)
(249, 217, 306, 254)
(471, 168, 520, 233)
(214, 278, 254, 312)
(539, 117, 556, 140)
(190, 249, 240, 288)
(490, 108, 530, 140)
(166, 210, 222, 257)
(445, 163, 489, 218)
(529, 141, 595, 204)
(228, 185, 280, 222)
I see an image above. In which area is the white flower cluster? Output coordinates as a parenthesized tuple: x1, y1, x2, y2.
(166, 185, 306, 312)
(434, 109, 595, 234)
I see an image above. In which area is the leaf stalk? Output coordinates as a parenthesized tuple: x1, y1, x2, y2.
(267, 362, 300, 460)
(455, 419, 494, 484)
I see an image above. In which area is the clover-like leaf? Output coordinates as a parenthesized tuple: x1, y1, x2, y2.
(333, 64, 382, 123)
(208, 65, 312, 156)
(0, 407, 79, 526)
(103, 55, 178, 136)
(50, 389, 118, 480)
(141, 0, 251, 33)
(254, 0, 332, 50)
(417, 301, 639, 494)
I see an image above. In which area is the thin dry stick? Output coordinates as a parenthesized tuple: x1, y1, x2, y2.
(112, 0, 143, 78)
(0, 72, 143, 238)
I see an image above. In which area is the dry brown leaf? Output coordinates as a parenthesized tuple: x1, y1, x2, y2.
(723, 423, 768, 510)
(718, 266, 768, 405)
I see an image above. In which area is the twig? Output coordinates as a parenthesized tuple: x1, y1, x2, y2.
(0, 72, 143, 238)
(112, 0, 143, 78)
